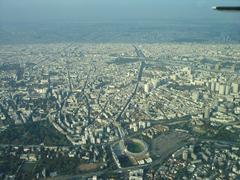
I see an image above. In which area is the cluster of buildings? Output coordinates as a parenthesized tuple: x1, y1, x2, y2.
(0, 42, 240, 178)
(157, 142, 240, 179)
(0, 144, 109, 179)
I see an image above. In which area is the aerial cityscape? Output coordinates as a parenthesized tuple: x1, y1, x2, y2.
(0, 0, 240, 179)
(0, 42, 239, 179)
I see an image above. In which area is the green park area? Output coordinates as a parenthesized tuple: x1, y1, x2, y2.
(0, 121, 70, 146)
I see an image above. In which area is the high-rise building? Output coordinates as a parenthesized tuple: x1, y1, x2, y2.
(16, 67, 24, 81)
(232, 82, 239, 94)
(225, 85, 231, 95)
(211, 82, 216, 92)
(219, 84, 225, 95)
(215, 82, 220, 92)
(182, 150, 188, 161)
(144, 84, 150, 93)
(204, 107, 210, 119)
(152, 79, 159, 89)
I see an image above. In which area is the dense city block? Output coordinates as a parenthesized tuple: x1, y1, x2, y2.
(0, 43, 240, 179)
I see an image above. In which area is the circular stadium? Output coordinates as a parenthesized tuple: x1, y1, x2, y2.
(122, 138, 148, 157)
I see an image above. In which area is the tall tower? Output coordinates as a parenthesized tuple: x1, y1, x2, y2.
(16, 59, 24, 81)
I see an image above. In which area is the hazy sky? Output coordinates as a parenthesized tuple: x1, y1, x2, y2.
(0, 0, 240, 23)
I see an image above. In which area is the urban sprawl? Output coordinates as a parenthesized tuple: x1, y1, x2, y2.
(0, 43, 240, 180)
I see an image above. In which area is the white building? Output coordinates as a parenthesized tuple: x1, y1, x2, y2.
(219, 84, 225, 95)
(232, 82, 239, 94)
(144, 83, 150, 94)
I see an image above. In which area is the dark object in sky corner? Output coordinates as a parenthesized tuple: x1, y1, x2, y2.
(212, 6, 240, 11)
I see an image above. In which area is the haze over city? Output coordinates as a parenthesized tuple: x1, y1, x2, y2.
(0, 0, 240, 44)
